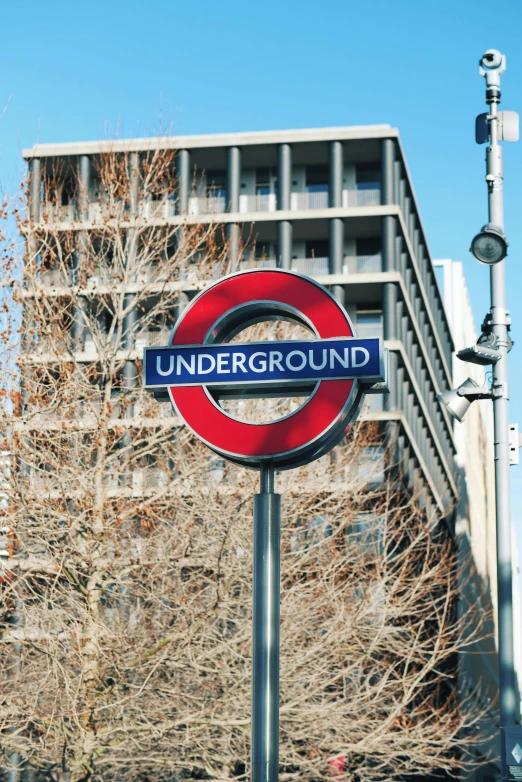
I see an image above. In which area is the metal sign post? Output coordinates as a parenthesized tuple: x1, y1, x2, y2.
(252, 464, 280, 782)
(144, 269, 388, 782)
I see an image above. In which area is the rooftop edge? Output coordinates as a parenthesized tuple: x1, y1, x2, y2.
(22, 124, 396, 159)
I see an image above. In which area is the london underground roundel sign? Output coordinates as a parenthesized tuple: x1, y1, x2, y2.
(143, 269, 386, 469)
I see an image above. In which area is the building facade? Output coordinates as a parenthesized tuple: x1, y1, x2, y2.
(22, 125, 458, 518)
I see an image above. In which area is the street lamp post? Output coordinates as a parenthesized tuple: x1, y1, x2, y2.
(438, 49, 521, 778)
(478, 51, 519, 770)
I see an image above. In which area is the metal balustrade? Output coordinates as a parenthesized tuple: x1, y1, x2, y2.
(38, 188, 382, 224)
(342, 189, 381, 207)
(140, 199, 176, 219)
(239, 258, 278, 271)
(134, 329, 170, 350)
(40, 203, 76, 222)
(86, 266, 114, 287)
(239, 193, 277, 213)
(188, 196, 227, 216)
(87, 201, 127, 221)
(356, 321, 383, 339)
(291, 257, 329, 276)
(290, 191, 329, 211)
(344, 254, 382, 274)
(132, 468, 168, 490)
(39, 268, 71, 287)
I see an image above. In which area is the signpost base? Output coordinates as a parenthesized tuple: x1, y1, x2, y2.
(252, 464, 281, 782)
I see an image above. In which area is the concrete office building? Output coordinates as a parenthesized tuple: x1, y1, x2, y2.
(23, 124, 457, 515)
(18, 125, 500, 778)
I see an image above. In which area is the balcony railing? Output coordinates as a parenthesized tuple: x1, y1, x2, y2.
(342, 189, 381, 207)
(86, 266, 115, 287)
(239, 258, 278, 271)
(39, 268, 71, 287)
(356, 321, 383, 339)
(239, 193, 277, 213)
(134, 329, 170, 350)
(291, 257, 329, 276)
(362, 394, 384, 413)
(140, 199, 176, 219)
(87, 201, 127, 221)
(38, 187, 383, 225)
(133, 468, 168, 490)
(41, 203, 76, 222)
(344, 254, 382, 274)
(290, 191, 329, 211)
(188, 196, 227, 216)
(34, 254, 383, 295)
(241, 256, 383, 278)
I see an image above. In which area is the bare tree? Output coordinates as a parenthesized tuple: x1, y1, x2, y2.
(0, 151, 494, 782)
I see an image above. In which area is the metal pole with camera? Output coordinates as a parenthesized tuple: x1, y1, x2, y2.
(437, 49, 521, 779)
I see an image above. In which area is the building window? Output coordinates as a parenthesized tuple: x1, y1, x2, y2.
(357, 446, 385, 486)
(255, 168, 277, 195)
(347, 511, 385, 555)
(356, 165, 381, 191)
(356, 237, 381, 256)
(356, 310, 383, 338)
(306, 239, 329, 259)
(207, 171, 227, 199)
(306, 166, 329, 193)
(354, 238, 382, 273)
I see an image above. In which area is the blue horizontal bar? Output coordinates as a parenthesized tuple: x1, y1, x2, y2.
(143, 337, 384, 389)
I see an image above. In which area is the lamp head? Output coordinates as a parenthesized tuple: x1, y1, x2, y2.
(470, 224, 508, 265)
(437, 378, 481, 423)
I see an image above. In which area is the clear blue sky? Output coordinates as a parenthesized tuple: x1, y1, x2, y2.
(1, 0, 521, 560)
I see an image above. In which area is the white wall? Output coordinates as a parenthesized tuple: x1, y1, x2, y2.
(435, 258, 522, 701)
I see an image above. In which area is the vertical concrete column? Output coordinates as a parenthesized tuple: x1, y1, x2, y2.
(329, 141, 344, 301)
(22, 158, 42, 414)
(28, 157, 41, 306)
(393, 160, 401, 206)
(329, 141, 343, 208)
(277, 221, 292, 270)
(177, 149, 190, 214)
(382, 218, 397, 334)
(382, 214, 398, 411)
(395, 235, 404, 277)
(278, 143, 291, 210)
(404, 195, 411, 235)
(329, 218, 345, 303)
(329, 219, 344, 274)
(380, 138, 396, 206)
(382, 216, 396, 274)
(399, 178, 406, 217)
(227, 146, 241, 213)
(74, 156, 91, 346)
(29, 158, 41, 223)
(176, 149, 190, 281)
(121, 152, 141, 478)
(124, 151, 140, 391)
(123, 296, 138, 385)
(129, 151, 140, 218)
(277, 143, 292, 270)
(79, 155, 91, 220)
(227, 147, 241, 268)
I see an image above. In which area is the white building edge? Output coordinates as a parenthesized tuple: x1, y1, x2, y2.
(435, 259, 522, 757)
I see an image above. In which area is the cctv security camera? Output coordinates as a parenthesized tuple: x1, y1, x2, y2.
(479, 50, 506, 87)
(481, 49, 503, 70)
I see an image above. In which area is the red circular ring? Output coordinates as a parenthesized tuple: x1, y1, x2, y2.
(168, 270, 359, 467)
